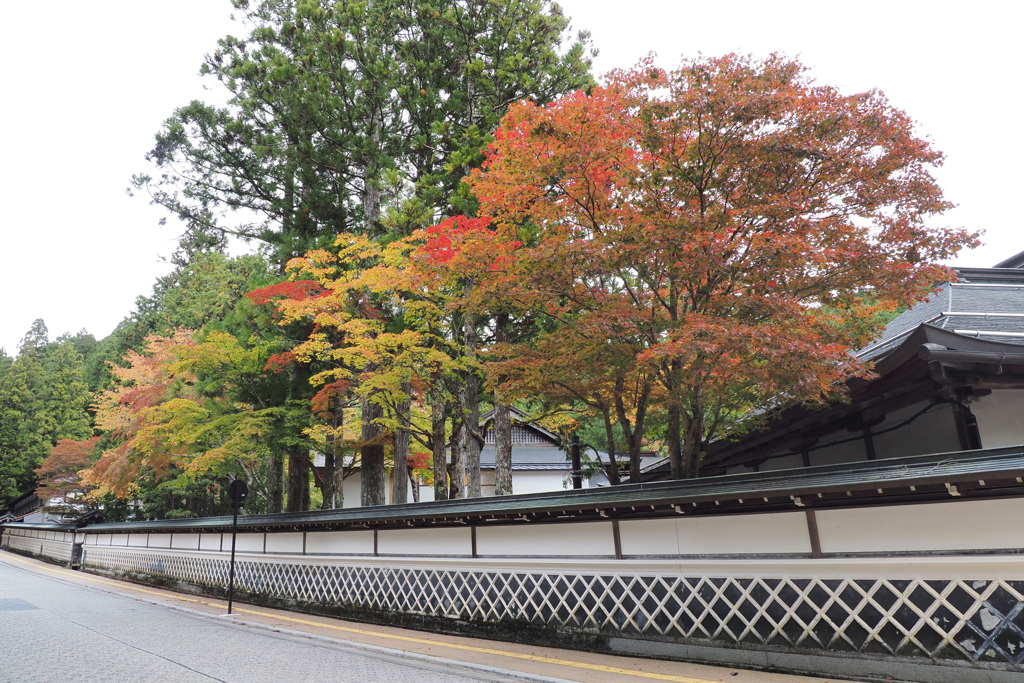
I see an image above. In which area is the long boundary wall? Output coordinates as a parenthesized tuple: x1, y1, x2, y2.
(5, 496, 1024, 683)
(2, 526, 77, 565)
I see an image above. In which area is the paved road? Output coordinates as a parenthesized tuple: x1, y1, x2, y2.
(0, 551, 837, 683)
(0, 555, 515, 683)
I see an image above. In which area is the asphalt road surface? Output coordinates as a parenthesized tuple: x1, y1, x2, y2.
(0, 551, 837, 683)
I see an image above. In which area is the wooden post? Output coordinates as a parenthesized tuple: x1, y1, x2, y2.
(805, 510, 823, 559)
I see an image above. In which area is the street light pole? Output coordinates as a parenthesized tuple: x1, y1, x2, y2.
(226, 479, 248, 615)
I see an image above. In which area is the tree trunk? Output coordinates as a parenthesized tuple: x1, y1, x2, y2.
(219, 480, 230, 515)
(665, 355, 685, 479)
(322, 399, 345, 509)
(301, 463, 311, 511)
(493, 396, 512, 496)
(493, 313, 512, 495)
(284, 355, 312, 511)
(362, 108, 382, 237)
(450, 418, 465, 499)
(614, 376, 650, 483)
(285, 448, 309, 512)
(280, 143, 296, 275)
(463, 381, 481, 497)
(267, 450, 284, 513)
(602, 406, 621, 486)
(667, 402, 683, 479)
(409, 470, 420, 503)
(392, 383, 411, 505)
(463, 306, 482, 498)
(681, 400, 704, 479)
(359, 126, 385, 506)
(360, 394, 386, 506)
(431, 384, 448, 501)
(627, 431, 642, 482)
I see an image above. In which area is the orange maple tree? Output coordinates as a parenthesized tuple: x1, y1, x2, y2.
(35, 437, 101, 515)
(467, 54, 978, 479)
(83, 330, 197, 497)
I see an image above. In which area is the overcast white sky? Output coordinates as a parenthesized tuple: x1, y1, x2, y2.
(1, 1, 1020, 355)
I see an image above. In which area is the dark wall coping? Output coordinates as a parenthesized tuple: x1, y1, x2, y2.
(4, 447, 1020, 537)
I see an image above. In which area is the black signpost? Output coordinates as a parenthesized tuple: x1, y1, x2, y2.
(226, 478, 248, 615)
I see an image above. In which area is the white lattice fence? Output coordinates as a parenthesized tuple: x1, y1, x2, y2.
(81, 546, 1024, 668)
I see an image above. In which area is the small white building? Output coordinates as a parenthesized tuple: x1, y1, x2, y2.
(329, 406, 634, 507)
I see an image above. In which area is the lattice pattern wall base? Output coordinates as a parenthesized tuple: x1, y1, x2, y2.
(82, 547, 1024, 670)
(5, 535, 73, 563)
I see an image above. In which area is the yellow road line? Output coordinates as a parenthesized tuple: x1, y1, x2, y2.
(229, 607, 709, 683)
(2, 553, 713, 683)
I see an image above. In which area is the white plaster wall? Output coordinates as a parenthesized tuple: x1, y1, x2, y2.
(337, 470, 577, 507)
(378, 527, 472, 556)
(340, 473, 418, 508)
(342, 475, 362, 508)
(476, 521, 614, 557)
(620, 513, 811, 556)
(199, 534, 222, 551)
(477, 470, 572, 495)
(816, 498, 1024, 554)
(972, 389, 1024, 448)
(508, 471, 570, 495)
(111, 534, 129, 547)
(230, 533, 265, 553)
(421, 470, 572, 498)
(304, 530, 374, 555)
(171, 533, 200, 550)
(265, 532, 304, 554)
(147, 533, 171, 548)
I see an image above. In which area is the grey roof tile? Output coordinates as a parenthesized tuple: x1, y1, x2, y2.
(857, 270, 1024, 361)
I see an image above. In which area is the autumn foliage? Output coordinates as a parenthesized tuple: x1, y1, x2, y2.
(247, 280, 325, 306)
(25, 53, 980, 518)
(266, 54, 977, 484)
(463, 54, 976, 478)
(83, 330, 197, 498)
(35, 437, 100, 514)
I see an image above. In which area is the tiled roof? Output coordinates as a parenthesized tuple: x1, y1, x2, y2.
(480, 444, 566, 467)
(856, 259, 1024, 362)
(39, 447, 1024, 534)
